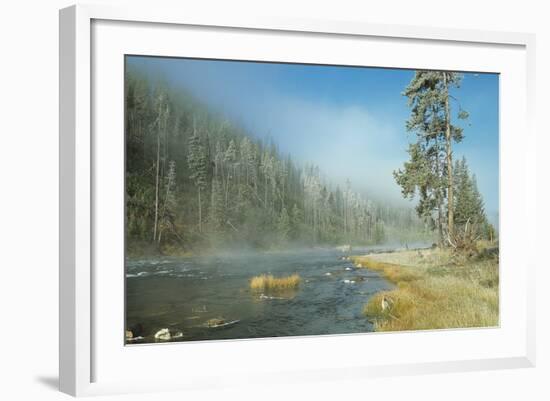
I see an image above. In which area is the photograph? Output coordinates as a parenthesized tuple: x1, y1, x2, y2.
(124, 55, 499, 344)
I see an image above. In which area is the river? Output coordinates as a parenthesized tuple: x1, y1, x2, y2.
(126, 246, 400, 343)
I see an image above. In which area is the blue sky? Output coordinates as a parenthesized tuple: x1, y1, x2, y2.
(127, 56, 499, 220)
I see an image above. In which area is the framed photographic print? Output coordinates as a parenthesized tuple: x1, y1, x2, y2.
(59, 4, 536, 396)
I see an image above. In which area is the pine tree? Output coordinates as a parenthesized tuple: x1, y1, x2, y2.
(260, 151, 274, 209)
(484, 221, 497, 243)
(373, 220, 386, 244)
(187, 122, 208, 233)
(208, 176, 225, 233)
(471, 175, 486, 225)
(394, 142, 443, 242)
(158, 160, 177, 244)
(240, 137, 252, 186)
(394, 70, 467, 244)
(291, 203, 303, 240)
(278, 159, 288, 210)
(152, 91, 169, 242)
(442, 72, 468, 235)
(453, 157, 491, 240)
(224, 139, 237, 207)
(453, 157, 476, 226)
(277, 207, 291, 244)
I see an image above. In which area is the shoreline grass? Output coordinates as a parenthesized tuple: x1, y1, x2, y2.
(250, 273, 301, 291)
(353, 246, 499, 332)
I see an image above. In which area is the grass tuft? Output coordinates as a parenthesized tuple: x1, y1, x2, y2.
(250, 273, 301, 291)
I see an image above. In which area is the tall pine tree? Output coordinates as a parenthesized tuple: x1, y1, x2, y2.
(187, 121, 208, 233)
(394, 70, 467, 245)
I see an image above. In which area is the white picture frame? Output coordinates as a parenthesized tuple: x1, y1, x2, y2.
(59, 3, 536, 397)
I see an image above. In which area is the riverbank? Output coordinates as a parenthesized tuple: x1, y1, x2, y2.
(352, 245, 499, 331)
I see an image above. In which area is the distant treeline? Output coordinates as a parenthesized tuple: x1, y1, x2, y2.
(125, 67, 430, 255)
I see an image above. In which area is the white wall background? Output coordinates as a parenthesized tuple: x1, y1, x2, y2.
(0, 0, 547, 400)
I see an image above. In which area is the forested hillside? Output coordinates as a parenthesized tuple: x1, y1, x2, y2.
(125, 68, 430, 256)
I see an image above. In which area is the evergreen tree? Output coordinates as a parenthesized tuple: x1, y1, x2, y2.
(373, 220, 386, 244)
(240, 137, 253, 186)
(395, 70, 467, 244)
(453, 157, 476, 226)
(471, 175, 486, 225)
(224, 139, 237, 207)
(394, 142, 443, 241)
(484, 220, 497, 243)
(291, 203, 304, 240)
(152, 91, 170, 242)
(158, 160, 177, 244)
(208, 176, 225, 233)
(277, 207, 291, 244)
(453, 157, 492, 240)
(187, 123, 208, 233)
(260, 151, 273, 209)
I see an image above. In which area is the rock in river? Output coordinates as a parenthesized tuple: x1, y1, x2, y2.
(154, 328, 172, 341)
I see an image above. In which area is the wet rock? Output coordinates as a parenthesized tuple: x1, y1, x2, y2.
(172, 331, 184, 339)
(205, 318, 241, 328)
(154, 328, 171, 341)
(260, 293, 285, 300)
(206, 318, 226, 327)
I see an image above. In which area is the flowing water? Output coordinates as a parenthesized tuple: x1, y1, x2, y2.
(125, 246, 399, 343)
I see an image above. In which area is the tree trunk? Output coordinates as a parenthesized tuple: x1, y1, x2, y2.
(198, 187, 202, 233)
(265, 175, 268, 209)
(443, 73, 454, 237)
(434, 122, 444, 245)
(153, 124, 161, 242)
(437, 193, 444, 245)
(225, 168, 230, 208)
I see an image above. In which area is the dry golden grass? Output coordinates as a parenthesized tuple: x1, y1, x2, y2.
(353, 247, 499, 332)
(355, 258, 421, 283)
(358, 248, 449, 270)
(250, 273, 301, 291)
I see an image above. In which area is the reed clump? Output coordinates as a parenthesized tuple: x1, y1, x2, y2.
(250, 273, 301, 291)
